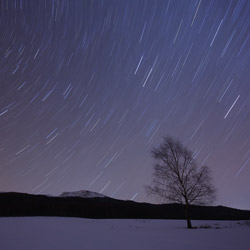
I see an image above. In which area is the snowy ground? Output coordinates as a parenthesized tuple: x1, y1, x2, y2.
(0, 217, 249, 250)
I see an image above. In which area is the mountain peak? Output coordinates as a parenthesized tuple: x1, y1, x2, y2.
(59, 190, 106, 198)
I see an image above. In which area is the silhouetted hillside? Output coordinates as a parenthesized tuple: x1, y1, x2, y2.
(0, 192, 249, 220)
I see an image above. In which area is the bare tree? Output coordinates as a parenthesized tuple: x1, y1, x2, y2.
(146, 136, 216, 228)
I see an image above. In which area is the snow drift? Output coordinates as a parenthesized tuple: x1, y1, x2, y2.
(0, 217, 249, 250)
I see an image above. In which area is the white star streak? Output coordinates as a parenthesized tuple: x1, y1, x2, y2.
(210, 19, 223, 47)
(191, 0, 201, 27)
(224, 95, 240, 119)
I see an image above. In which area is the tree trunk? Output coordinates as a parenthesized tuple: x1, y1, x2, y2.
(185, 204, 192, 229)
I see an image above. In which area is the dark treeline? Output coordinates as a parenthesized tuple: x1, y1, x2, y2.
(0, 192, 249, 220)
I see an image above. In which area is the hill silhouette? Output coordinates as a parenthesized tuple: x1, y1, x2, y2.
(0, 192, 249, 220)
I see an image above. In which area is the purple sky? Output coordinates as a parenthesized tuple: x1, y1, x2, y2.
(0, 0, 250, 209)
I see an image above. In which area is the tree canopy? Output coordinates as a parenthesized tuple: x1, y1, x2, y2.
(146, 136, 216, 228)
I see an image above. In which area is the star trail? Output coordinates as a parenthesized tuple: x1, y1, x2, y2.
(0, 0, 250, 209)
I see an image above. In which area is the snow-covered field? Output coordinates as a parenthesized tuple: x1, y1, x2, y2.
(0, 217, 249, 250)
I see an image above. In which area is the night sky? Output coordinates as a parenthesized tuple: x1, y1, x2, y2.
(0, 0, 250, 209)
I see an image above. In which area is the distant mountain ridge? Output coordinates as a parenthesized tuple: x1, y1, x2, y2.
(59, 190, 106, 198)
(0, 191, 249, 220)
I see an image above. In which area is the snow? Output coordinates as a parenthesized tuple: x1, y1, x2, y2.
(0, 217, 249, 250)
(59, 190, 107, 198)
